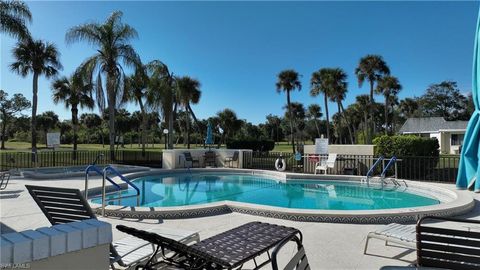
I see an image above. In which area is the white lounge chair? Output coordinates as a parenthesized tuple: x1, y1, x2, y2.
(314, 153, 337, 175)
(363, 223, 416, 254)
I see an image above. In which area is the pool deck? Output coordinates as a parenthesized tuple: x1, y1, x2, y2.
(1, 174, 479, 269)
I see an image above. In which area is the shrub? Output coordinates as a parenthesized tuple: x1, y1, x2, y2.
(373, 135, 439, 157)
(373, 135, 440, 180)
(226, 139, 275, 152)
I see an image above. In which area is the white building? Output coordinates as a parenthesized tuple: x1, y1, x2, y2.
(398, 117, 468, 155)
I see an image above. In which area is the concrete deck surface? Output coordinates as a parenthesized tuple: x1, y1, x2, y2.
(1, 175, 479, 270)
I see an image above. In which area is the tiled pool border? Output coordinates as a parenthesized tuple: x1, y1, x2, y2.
(88, 168, 475, 224)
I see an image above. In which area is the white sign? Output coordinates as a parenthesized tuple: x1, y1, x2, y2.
(315, 138, 328, 154)
(115, 136, 124, 143)
(47, 132, 60, 148)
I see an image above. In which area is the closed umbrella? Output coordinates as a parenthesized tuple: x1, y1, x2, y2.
(205, 121, 214, 148)
(457, 8, 480, 192)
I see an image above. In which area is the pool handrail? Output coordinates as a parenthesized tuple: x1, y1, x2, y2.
(103, 165, 140, 195)
(381, 156, 397, 178)
(366, 156, 384, 177)
(100, 165, 141, 216)
(84, 164, 121, 200)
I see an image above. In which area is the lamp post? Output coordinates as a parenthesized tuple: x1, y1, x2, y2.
(163, 129, 169, 149)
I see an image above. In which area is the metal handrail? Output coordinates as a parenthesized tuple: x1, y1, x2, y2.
(366, 156, 384, 177)
(101, 165, 140, 216)
(84, 164, 121, 200)
(381, 156, 397, 178)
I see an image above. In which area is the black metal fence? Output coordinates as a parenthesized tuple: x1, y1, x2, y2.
(242, 151, 460, 183)
(0, 150, 163, 171)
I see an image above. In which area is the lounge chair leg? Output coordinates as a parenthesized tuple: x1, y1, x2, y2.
(363, 236, 370, 254)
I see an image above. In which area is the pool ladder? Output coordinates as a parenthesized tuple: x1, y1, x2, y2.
(362, 156, 405, 190)
(84, 159, 140, 216)
(362, 156, 384, 186)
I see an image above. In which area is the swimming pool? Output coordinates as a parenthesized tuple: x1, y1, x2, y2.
(92, 172, 439, 210)
(88, 169, 474, 223)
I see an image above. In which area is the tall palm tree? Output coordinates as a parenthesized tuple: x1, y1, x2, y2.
(0, 0, 31, 39)
(10, 38, 62, 155)
(176, 76, 201, 149)
(375, 75, 402, 135)
(355, 54, 390, 142)
(307, 104, 322, 138)
(310, 69, 331, 142)
(327, 68, 354, 144)
(145, 60, 176, 149)
(52, 73, 94, 159)
(66, 11, 140, 160)
(355, 95, 370, 143)
(124, 63, 149, 155)
(276, 69, 301, 153)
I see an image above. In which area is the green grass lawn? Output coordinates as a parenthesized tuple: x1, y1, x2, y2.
(1, 140, 310, 153)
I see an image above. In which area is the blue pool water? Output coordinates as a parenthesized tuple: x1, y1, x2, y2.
(92, 173, 440, 210)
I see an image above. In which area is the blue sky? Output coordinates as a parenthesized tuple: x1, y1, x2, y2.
(1, 1, 478, 124)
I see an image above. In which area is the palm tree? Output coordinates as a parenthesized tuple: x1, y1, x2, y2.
(399, 98, 419, 118)
(327, 68, 354, 144)
(145, 60, 176, 149)
(10, 38, 62, 155)
(80, 113, 102, 144)
(355, 55, 390, 142)
(124, 63, 149, 155)
(52, 73, 94, 159)
(310, 69, 331, 142)
(276, 70, 301, 153)
(217, 108, 242, 147)
(355, 95, 370, 143)
(375, 75, 402, 135)
(176, 76, 201, 149)
(36, 111, 59, 146)
(0, 0, 31, 39)
(284, 102, 306, 145)
(307, 104, 322, 138)
(66, 11, 140, 160)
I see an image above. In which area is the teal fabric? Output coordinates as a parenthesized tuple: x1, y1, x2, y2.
(205, 121, 214, 145)
(457, 9, 480, 192)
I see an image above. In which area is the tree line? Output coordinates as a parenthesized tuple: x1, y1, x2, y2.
(1, 0, 475, 155)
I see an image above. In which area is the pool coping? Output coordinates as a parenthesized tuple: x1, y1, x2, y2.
(20, 164, 150, 179)
(88, 168, 475, 224)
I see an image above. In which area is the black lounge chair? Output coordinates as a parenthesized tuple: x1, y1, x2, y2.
(25, 185, 200, 269)
(0, 171, 11, 190)
(225, 151, 239, 168)
(381, 216, 480, 270)
(416, 216, 480, 270)
(184, 152, 200, 168)
(117, 221, 309, 270)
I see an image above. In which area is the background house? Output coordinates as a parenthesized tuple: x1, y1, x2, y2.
(398, 117, 468, 154)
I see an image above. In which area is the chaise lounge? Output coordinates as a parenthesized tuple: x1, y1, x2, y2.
(378, 216, 480, 270)
(25, 185, 200, 269)
(117, 221, 309, 270)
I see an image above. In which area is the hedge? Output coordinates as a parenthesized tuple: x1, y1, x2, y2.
(373, 135, 440, 180)
(226, 139, 275, 152)
(373, 135, 439, 157)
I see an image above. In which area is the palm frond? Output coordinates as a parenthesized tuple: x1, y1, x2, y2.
(65, 23, 102, 46)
